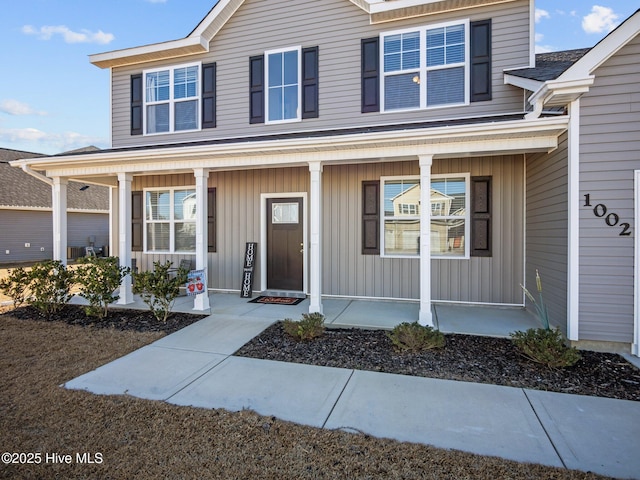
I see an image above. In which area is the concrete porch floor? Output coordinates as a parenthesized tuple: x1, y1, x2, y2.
(102, 291, 541, 338)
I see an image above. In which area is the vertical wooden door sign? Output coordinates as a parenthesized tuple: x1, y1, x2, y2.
(241, 242, 257, 298)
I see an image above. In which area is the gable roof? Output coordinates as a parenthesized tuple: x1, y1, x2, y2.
(506, 49, 590, 83)
(0, 148, 109, 211)
(90, 0, 519, 68)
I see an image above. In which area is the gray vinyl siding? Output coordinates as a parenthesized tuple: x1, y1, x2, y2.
(577, 35, 640, 343)
(525, 136, 568, 333)
(110, 0, 530, 147)
(0, 210, 108, 264)
(131, 156, 524, 303)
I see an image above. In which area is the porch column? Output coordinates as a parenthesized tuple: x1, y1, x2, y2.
(117, 173, 134, 305)
(308, 161, 323, 314)
(109, 186, 119, 258)
(51, 177, 68, 265)
(193, 168, 210, 311)
(419, 155, 433, 326)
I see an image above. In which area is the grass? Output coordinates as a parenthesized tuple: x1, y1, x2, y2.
(0, 311, 609, 479)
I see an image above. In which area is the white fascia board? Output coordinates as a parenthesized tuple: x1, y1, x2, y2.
(13, 117, 568, 176)
(528, 77, 595, 107)
(504, 73, 542, 93)
(89, 36, 209, 69)
(190, 0, 245, 37)
(557, 10, 640, 81)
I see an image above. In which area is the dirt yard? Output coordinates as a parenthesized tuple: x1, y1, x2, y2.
(0, 312, 610, 479)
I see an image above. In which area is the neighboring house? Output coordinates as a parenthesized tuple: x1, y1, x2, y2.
(1, 147, 109, 264)
(9, 1, 640, 356)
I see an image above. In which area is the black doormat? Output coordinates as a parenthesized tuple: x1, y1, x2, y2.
(248, 296, 304, 305)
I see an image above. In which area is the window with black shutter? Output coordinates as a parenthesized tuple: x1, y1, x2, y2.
(130, 75, 143, 136)
(249, 55, 265, 124)
(361, 37, 380, 113)
(362, 180, 380, 254)
(202, 63, 217, 129)
(470, 19, 492, 102)
(131, 191, 143, 251)
(301, 46, 319, 119)
(470, 176, 492, 257)
(207, 187, 217, 252)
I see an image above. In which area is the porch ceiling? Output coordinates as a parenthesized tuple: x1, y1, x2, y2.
(11, 116, 568, 183)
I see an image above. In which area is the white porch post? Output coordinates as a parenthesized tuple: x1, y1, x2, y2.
(109, 186, 119, 258)
(567, 100, 580, 341)
(308, 161, 323, 314)
(117, 173, 134, 305)
(419, 155, 433, 326)
(51, 177, 68, 265)
(193, 168, 211, 311)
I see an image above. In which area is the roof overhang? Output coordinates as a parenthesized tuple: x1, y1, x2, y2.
(10, 117, 569, 182)
(349, 0, 518, 24)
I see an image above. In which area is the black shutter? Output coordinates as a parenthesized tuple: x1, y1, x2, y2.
(361, 37, 380, 113)
(362, 181, 380, 255)
(132, 191, 143, 252)
(207, 188, 216, 252)
(470, 19, 492, 102)
(249, 55, 265, 124)
(301, 46, 319, 119)
(470, 176, 492, 257)
(202, 63, 217, 129)
(130, 74, 143, 135)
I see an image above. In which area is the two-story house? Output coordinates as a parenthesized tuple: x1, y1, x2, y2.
(11, 0, 640, 357)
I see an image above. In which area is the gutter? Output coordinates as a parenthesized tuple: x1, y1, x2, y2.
(20, 163, 53, 186)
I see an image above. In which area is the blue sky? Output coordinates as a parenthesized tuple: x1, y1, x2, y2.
(0, 1, 637, 155)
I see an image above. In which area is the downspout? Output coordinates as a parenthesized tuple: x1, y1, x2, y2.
(21, 164, 53, 186)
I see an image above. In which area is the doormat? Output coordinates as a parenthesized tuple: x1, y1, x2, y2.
(249, 296, 304, 305)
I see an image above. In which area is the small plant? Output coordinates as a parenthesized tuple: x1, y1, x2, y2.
(75, 256, 130, 319)
(512, 269, 581, 368)
(132, 261, 189, 323)
(0, 266, 31, 308)
(28, 260, 75, 320)
(388, 321, 445, 352)
(282, 312, 325, 341)
(511, 327, 581, 368)
(520, 269, 549, 330)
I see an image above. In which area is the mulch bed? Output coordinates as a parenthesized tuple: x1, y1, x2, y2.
(235, 322, 640, 402)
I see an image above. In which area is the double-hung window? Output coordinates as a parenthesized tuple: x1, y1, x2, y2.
(381, 175, 470, 258)
(145, 188, 196, 253)
(144, 63, 200, 134)
(266, 47, 301, 123)
(381, 20, 468, 111)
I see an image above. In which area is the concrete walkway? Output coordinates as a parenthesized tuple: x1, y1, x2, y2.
(65, 305, 640, 480)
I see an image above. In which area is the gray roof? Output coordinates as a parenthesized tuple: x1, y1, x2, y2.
(506, 48, 591, 82)
(0, 148, 109, 211)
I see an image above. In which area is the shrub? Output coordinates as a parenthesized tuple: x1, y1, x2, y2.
(0, 267, 31, 308)
(75, 256, 130, 319)
(282, 312, 325, 341)
(510, 327, 581, 369)
(132, 261, 189, 323)
(388, 321, 445, 352)
(28, 260, 75, 320)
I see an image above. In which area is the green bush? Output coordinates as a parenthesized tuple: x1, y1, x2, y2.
(0, 267, 31, 308)
(388, 321, 445, 352)
(510, 327, 581, 369)
(75, 256, 130, 319)
(28, 260, 75, 320)
(282, 312, 325, 341)
(132, 261, 188, 323)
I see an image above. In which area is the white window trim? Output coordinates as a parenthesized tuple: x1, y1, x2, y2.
(265, 46, 302, 125)
(380, 174, 470, 259)
(143, 187, 197, 254)
(380, 20, 470, 113)
(143, 62, 202, 136)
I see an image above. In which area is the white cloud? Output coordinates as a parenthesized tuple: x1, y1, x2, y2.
(582, 5, 619, 34)
(22, 25, 114, 45)
(0, 127, 108, 154)
(0, 99, 47, 117)
(535, 8, 550, 23)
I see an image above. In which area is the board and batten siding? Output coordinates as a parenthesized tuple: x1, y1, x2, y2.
(110, 0, 530, 148)
(525, 136, 569, 334)
(577, 36, 640, 343)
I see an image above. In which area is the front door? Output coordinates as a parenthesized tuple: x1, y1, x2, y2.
(266, 197, 304, 291)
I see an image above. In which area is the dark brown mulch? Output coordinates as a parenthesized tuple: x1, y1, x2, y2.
(3, 304, 205, 335)
(235, 322, 640, 402)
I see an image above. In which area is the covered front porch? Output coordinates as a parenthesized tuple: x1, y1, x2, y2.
(99, 292, 541, 338)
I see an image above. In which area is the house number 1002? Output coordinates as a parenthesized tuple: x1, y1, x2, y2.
(583, 194, 631, 236)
